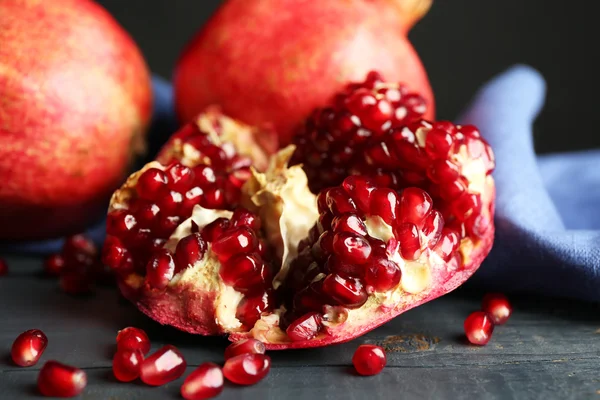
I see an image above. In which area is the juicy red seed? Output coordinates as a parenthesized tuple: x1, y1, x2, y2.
(113, 349, 144, 382)
(327, 256, 364, 277)
(194, 165, 217, 185)
(326, 187, 357, 215)
(0, 258, 7, 276)
(117, 327, 151, 355)
(101, 236, 129, 271)
(316, 190, 330, 213)
(293, 281, 327, 312)
(224, 339, 266, 360)
(181, 186, 204, 214)
(364, 259, 401, 292)
(174, 233, 207, 272)
(322, 274, 368, 308)
(222, 354, 271, 386)
(352, 345, 387, 376)
(211, 227, 258, 261)
(342, 176, 375, 212)
(236, 290, 273, 327)
(166, 163, 195, 192)
(460, 124, 481, 138)
(63, 234, 97, 257)
(220, 253, 270, 293)
(286, 312, 323, 341)
(154, 215, 181, 237)
(318, 212, 334, 233)
(332, 213, 367, 236)
(59, 266, 94, 295)
(137, 168, 168, 199)
(370, 188, 398, 224)
(37, 361, 87, 397)
(140, 345, 187, 386)
(181, 362, 224, 400)
(433, 120, 457, 134)
(433, 229, 460, 261)
(231, 208, 261, 231)
(398, 187, 433, 226)
(453, 193, 482, 220)
(482, 293, 512, 325)
(345, 88, 393, 132)
(464, 311, 494, 345)
(332, 232, 372, 265)
(440, 178, 468, 200)
(11, 329, 48, 367)
(107, 210, 137, 237)
(367, 237, 387, 256)
(427, 159, 460, 183)
(395, 223, 421, 261)
(145, 249, 175, 290)
(133, 201, 160, 226)
(201, 218, 230, 242)
(44, 254, 65, 276)
(425, 128, 454, 158)
(421, 210, 444, 248)
(158, 191, 183, 215)
(466, 213, 491, 238)
(202, 187, 226, 209)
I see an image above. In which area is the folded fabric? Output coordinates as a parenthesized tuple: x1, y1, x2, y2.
(3, 66, 598, 303)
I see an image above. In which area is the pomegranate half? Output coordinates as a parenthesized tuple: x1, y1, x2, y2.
(104, 76, 495, 350)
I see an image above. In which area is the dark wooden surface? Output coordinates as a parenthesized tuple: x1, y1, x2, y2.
(1, 255, 599, 399)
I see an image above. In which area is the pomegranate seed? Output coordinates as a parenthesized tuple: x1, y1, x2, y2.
(159, 190, 184, 215)
(155, 215, 181, 237)
(113, 349, 143, 382)
(166, 163, 195, 192)
(0, 258, 7, 276)
(107, 210, 137, 237)
(44, 254, 65, 276)
(427, 159, 460, 184)
(326, 187, 357, 215)
(220, 253, 270, 293)
(62, 234, 97, 258)
(137, 168, 168, 199)
(341, 176, 374, 212)
(222, 353, 271, 385)
(174, 233, 207, 272)
(421, 210, 444, 248)
(133, 201, 161, 226)
(352, 345, 387, 376)
(101, 236, 130, 271)
(236, 290, 272, 327)
(332, 213, 367, 235)
(231, 208, 261, 230)
(327, 256, 364, 277)
(345, 88, 393, 132)
(181, 362, 224, 400)
(453, 193, 482, 221)
(322, 274, 368, 308)
(395, 223, 422, 260)
(332, 232, 372, 265)
(433, 229, 460, 261)
(37, 361, 87, 397)
(194, 165, 217, 185)
(398, 187, 432, 225)
(145, 249, 175, 290)
(424, 128, 453, 158)
(201, 218, 230, 242)
(211, 227, 258, 261)
(11, 329, 48, 367)
(464, 311, 494, 345)
(286, 312, 323, 341)
(364, 259, 401, 292)
(116, 327, 151, 355)
(482, 293, 512, 325)
(369, 188, 398, 224)
(140, 345, 187, 386)
(224, 339, 266, 360)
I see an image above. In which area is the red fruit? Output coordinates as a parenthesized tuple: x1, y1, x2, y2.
(11, 329, 48, 367)
(113, 349, 143, 382)
(482, 293, 512, 325)
(223, 354, 271, 386)
(286, 312, 323, 342)
(174, 233, 207, 272)
(0, 258, 7, 276)
(0, 0, 152, 240)
(174, 0, 434, 146)
(464, 311, 495, 345)
(37, 361, 87, 397)
(116, 327, 151, 355)
(140, 345, 187, 386)
(352, 345, 387, 376)
(44, 254, 66, 276)
(181, 363, 224, 400)
(224, 339, 266, 360)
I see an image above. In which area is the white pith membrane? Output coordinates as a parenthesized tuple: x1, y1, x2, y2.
(107, 114, 495, 347)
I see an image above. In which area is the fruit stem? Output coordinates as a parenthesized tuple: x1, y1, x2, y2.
(387, 0, 433, 30)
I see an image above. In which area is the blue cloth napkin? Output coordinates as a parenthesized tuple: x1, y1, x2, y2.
(3, 66, 599, 302)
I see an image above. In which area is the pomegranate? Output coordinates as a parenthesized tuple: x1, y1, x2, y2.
(224, 339, 266, 360)
(181, 363, 224, 400)
(44, 254, 66, 276)
(222, 354, 271, 386)
(37, 361, 87, 398)
(174, 0, 434, 146)
(113, 349, 144, 382)
(11, 329, 48, 367)
(104, 93, 495, 349)
(482, 293, 512, 325)
(116, 327, 151, 355)
(464, 311, 494, 345)
(140, 345, 187, 386)
(0, 0, 152, 240)
(0, 258, 7, 276)
(352, 345, 387, 376)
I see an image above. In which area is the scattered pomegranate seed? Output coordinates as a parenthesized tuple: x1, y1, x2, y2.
(113, 349, 144, 382)
(44, 254, 66, 276)
(37, 361, 87, 398)
(223, 353, 271, 385)
(224, 339, 266, 360)
(181, 362, 224, 400)
(482, 293, 512, 325)
(11, 329, 48, 367)
(352, 344, 387, 376)
(0, 258, 8, 276)
(116, 327, 151, 355)
(464, 311, 494, 345)
(140, 345, 187, 386)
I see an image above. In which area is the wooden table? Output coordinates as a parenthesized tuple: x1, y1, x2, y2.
(1, 255, 598, 399)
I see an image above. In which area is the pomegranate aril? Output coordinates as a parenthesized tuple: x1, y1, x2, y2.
(327, 256, 364, 277)
(440, 177, 468, 200)
(369, 188, 398, 224)
(220, 253, 270, 293)
(352, 345, 387, 376)
(482, 293, 512, 325)
(286, 312, 323, 341)
(322, 274, 368, 308)
(133, 201, 160, 226)
(159, 190, 184, 215)
(154, 215, 181, 237)
(231, 208, 261, 231)
(364, 259, 401, 292)
(326, 187, 357, 215)
(137, 168, 168, 199)
(224, 339, 266, 360)
(44, 254, 65, 276)
(140, 345, 187, 386)
(421, 210, 444, 248)
(166, 163, 195, 192)
(395, 223, 422, 261)
(102, 236, 130, 271)
(201, 218, 230, 242)
(342, 176, 375, 212)
(223, 353, 271, 386)
(332, 232, 372, 265)
(113, 349, 144, 382)
(63, 234, 97, 258)
(194, 165, 217, 186)
(211, 227, 258, 262)
(345, 88, 393, 133)
(174, 233, 207, 272)
(398, 187, 433, 225)
(116, 327, 151, 355)
(145, 249, 175, 290)
(107, 210, 137, 237)
(0, 258, 7, 276)
(453, 193, 482, 221)
(425, 128, 453, 159)
(332, 213, 367, 235)
(38, 361, 87, 397)
(427, 159, 459, 183)
(181, 362, 224, 400)
(464, 311, 494, 345)
(202, 187, 226, 209)
(434, 229, 460, 261)
(11, 329, 48, 367)
(236, 290, 272, 327)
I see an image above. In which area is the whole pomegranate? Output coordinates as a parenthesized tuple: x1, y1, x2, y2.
(0, 0, 152, 240)
(104, 74, 495, 350)
(174, 0, 434, 146)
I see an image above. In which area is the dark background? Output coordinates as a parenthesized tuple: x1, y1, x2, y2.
(96, 0, 597, 154)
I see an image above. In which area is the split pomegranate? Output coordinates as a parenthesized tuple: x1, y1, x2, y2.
(464, 311, 494, 345)
(37, 361, 87, 398)
(140, 345, 187, 386)
(181, 362, 224, 400)
(11, 329, 48, 367)
(0, 258, 7, 276)
(113, 349, 144, 382)
(224, 339, 266, 360)
(104, 94, 495, 349)
(352, 345, 387, 376)
(482, 293, 512, 325)
(116, 327, 151, 355)
(222, 353, 271, 386)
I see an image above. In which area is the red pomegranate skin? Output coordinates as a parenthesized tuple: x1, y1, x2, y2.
(174, 0, 434, 146)
(0, 0, 152, 240)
